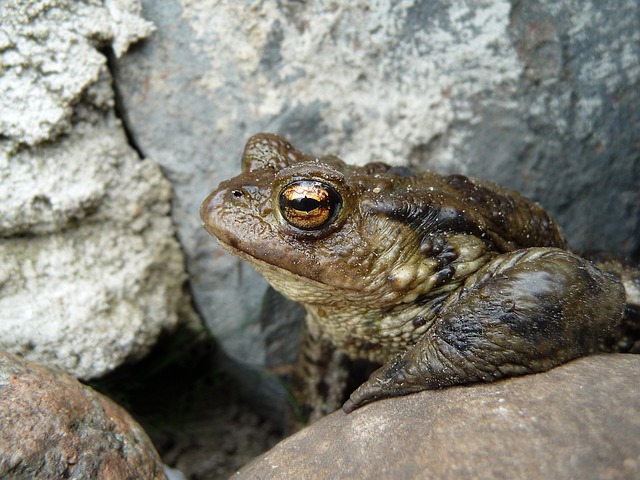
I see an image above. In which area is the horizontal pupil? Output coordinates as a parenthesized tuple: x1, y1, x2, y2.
(292, 196, 322, 212)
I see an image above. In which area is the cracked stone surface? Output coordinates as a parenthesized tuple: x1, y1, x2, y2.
(0, 0, 192, 379)
(0, 0, 154, 147)
(113, 0, 640, 366)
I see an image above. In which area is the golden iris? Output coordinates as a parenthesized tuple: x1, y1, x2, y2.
(279, 180, 342, 230)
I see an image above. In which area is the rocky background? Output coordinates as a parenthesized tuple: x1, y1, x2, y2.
(114, 0, 640, 367)
(1, 0, 639, 479)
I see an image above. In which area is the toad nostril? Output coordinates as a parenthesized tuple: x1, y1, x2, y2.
(231, 189, 244, 198)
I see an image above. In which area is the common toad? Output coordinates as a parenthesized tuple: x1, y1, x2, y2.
(201, 133, 640, 420)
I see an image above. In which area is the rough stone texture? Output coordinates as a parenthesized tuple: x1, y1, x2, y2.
(0, 124, 187, 378)
(0, 0, 192, 379)
(236, 354, 640, 479)
(0, 352, 167, 479)
(113, 0, 640, 367)
(0, 0, 154, 147)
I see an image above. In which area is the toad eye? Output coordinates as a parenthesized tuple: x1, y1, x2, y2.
(278, 180, 342, 230)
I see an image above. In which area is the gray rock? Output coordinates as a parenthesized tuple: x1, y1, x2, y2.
(236, 355, 640, 479)
(0, 0, 154, 147)
(0, 124, 188, 378)
(113, 0, 640, 367)
(0, 352, 167, 479)
(0, 0, 194, 379)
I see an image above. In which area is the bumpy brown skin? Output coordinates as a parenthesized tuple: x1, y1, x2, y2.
(201, 133, 635, 420)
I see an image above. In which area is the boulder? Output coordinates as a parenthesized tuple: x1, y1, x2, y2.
(0, 0, 195, 379)
(236, 355, 640, 479)
(0, 352, 167, 479)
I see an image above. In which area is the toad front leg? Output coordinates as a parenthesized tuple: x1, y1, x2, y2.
(344, 248, 626, 412)
(290, 323, 352, 422)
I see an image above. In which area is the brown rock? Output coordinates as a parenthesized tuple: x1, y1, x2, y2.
(0, 352, 166, 479)
(236, 354, 640, 479)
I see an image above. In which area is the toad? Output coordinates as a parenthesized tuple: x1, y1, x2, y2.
(200, 133, 640, 420)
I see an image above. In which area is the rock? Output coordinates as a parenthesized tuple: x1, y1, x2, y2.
(235, 355, 640, 479)
(113, 0, 640, 367)
(0, 0, 195, 379)
(0, 352, 167, 479)
(0, 0, 154, 147)
(0, 124, 188, 379)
